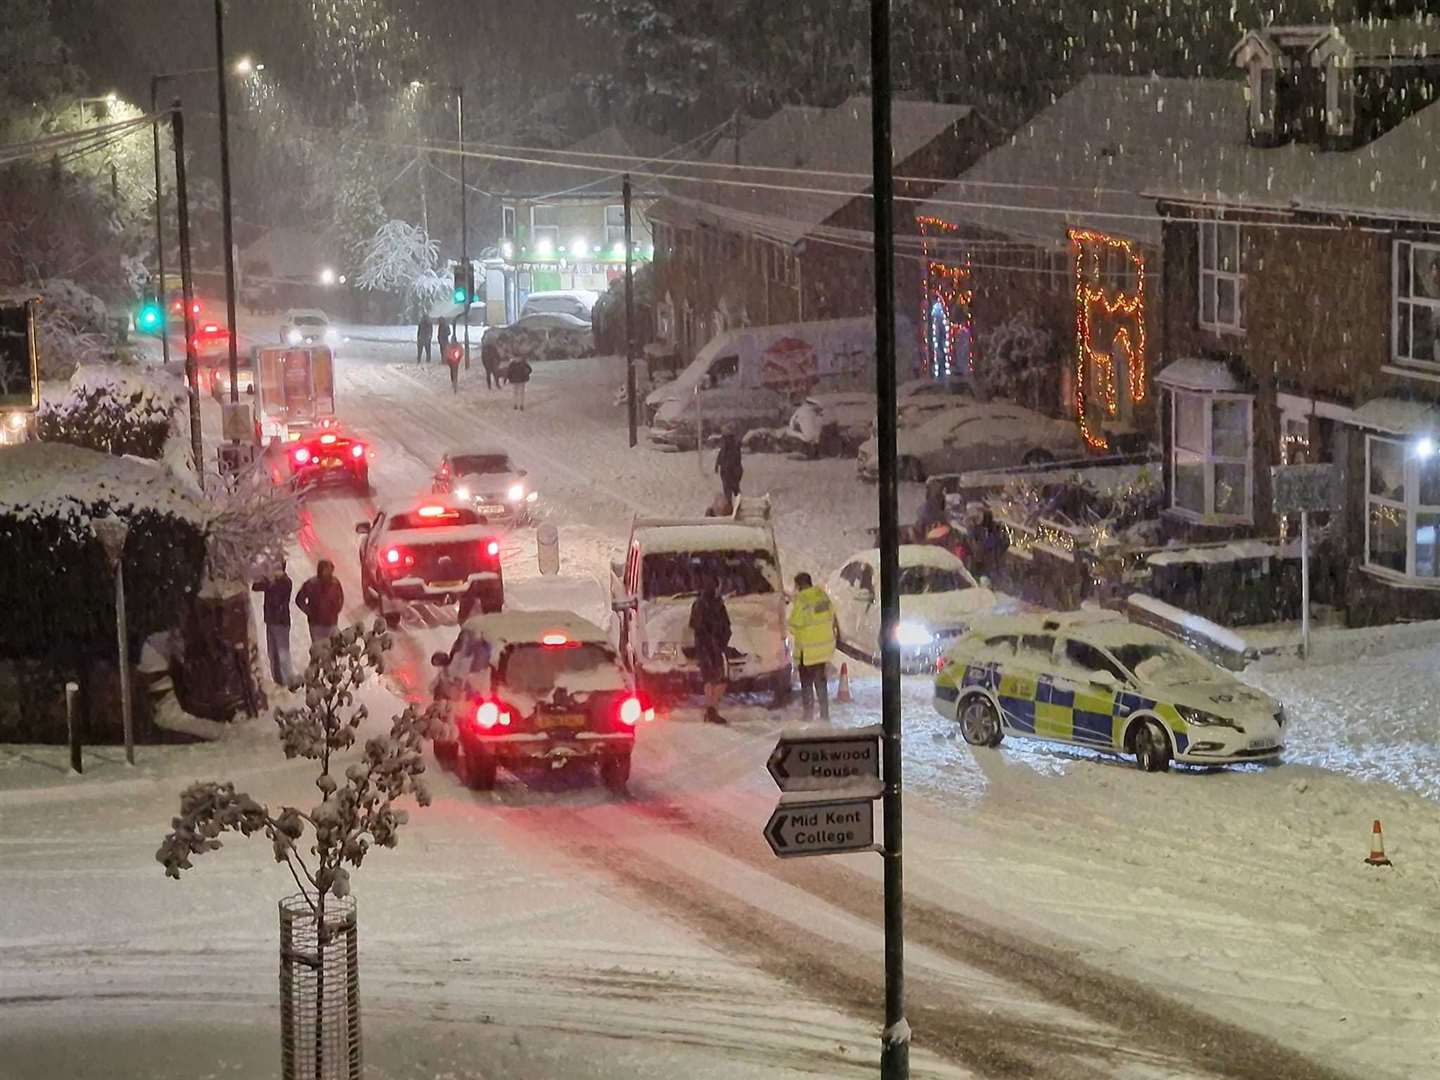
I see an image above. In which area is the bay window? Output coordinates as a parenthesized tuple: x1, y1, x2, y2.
(1198, 220, 1244, 333)
(1366, 434, 1440, 579)
(1394, 241, 1440, 369)
(1171, 390, 1253, 521)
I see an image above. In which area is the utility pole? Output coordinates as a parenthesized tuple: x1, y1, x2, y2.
(213, 0, 241, 410)
(870, 0, 908, 1075)
(172, 101, 205, 484)
(149, 76, 170, 365)
(456, 85, 470, 371)
(623, 174, 638, 448)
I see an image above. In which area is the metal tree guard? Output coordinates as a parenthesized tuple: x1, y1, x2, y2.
(279, 894, 361, 1080)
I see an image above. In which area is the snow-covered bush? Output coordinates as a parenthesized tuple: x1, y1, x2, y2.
(976, 315, 1053, 410)
(202, 455, 302, 583)
(37, 363, 183, 458)
(156, 622, 448, 904)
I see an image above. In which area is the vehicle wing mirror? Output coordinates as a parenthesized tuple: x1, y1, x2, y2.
(1089, 670, 1118, 690)
(355, 521, 371, 535)
(431, 651, 450, 668)
(979, 575, 992, 589)
(859, 588, 874, 606)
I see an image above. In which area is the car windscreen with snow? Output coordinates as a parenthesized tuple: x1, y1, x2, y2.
(898, 565, 972, 594)
(640, 551, 779, 600)
(294, 315, 327, 327)
(501, 643, 618, 696)
(1108, 641, 1218, 686)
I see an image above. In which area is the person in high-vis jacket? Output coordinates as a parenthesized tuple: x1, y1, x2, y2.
(787, 572, 837, 722)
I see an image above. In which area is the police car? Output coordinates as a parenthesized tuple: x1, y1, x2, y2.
(932, 611, 1284, 772)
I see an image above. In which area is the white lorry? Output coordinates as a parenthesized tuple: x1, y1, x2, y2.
(646, 316, 913, 450)
(610, 496, 792, 705)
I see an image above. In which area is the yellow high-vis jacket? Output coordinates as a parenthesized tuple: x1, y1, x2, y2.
(788, 585, 837, 667)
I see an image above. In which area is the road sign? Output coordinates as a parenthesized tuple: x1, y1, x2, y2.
(765, 797, 875, 858)
(768, 727, 881, 792)
(1271, 463, 1341, 514)
(221, 401, 252, 442)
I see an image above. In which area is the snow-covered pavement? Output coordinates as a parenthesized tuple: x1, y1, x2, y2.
(6, 323, 1440, 1078)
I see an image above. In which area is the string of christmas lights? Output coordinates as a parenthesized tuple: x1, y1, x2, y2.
(1069, 228, 1148, 451)
(919, 216, 974, 378)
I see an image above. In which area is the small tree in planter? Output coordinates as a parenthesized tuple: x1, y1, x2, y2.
(156, 621, 448, 1079)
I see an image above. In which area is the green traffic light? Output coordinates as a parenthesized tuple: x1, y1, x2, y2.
(138, 304, 162, 330)
(453, 288, 467, 303)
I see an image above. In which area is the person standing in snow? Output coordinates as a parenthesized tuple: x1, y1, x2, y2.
(416, 313, 433, 364)
(251, 558, 293, 686)
(689, 574, 732, 725)
(787, 572, 837, 722)
(715, 430, 743, 505)
(444, 343, 462, 394)
(914, 480, 948, 542)
(481, 339, 504, 389)
(295, 559, 344, 648)
(436, 312, 452, 359)
(507, 356, 532, 410)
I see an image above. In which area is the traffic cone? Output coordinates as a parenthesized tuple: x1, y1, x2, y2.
(835, 662, 852, 704)
(1365, 819, 1393, 867)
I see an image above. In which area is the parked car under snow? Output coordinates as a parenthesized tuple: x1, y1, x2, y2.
(857, 401, 1089, 482)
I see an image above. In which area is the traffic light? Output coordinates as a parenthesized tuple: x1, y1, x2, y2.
(137, 291, 163, 333)
(452, 266, 467, 304)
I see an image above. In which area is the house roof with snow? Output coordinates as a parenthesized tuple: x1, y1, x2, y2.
(498, 125, 675, 202)
(649, 96, 977, 246)
(0, 441, 207, 527)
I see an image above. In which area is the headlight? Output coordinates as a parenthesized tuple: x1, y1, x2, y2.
(454, 486, 471, 501)
(286, 328, 302, 344)
(525, 491, 538, 502)
(507, 483, 525, 502)
(894, 622, 934, 648)
(1174, 704, 1241, 730)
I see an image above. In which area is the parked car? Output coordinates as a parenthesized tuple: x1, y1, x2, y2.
(280, 308, 341, 347)
(356, 497, 505, 625)
(827, 545, 1000, 672)
(896, 373, 981, 421)
(483, 312, 594, 363)
(520, 289, 598, 322)
(430, 610, 651, 792)
(932, 610, 1286, 771)
(856, 401, 1089, 481)
(431, 446, 539, 526)
(785, 392, 878, 457)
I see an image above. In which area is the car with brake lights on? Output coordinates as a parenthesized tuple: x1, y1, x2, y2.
(431, 447, 539, 525)
(356, 497, 504, 624)
(429, 610, 651, 793)
(932, 611, 1285, 772)
(287, 427, 370, 493)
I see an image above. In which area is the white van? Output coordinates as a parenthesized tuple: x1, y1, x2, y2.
(645, 316, 912, 448)
(610, 497, 791, 705)
(520, 289, 599, 322)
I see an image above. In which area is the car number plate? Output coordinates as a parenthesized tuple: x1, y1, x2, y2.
(1248, 737, 1277, 750)
(429, 580, 464, 591)
(320, 457, 342, 468)
(477, 504, 505, 515)
(536, 712, 587, 730)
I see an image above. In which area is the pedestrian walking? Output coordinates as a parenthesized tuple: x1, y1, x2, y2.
(787, 572, 837, 722)
(507, 355, 532, 410)
(416, 313, 433, 363)
(444, 343, 462, 393)
(689, 575, 732, 725)
(295, 559, 344, 649)
(251, 558, 293, 686)
(481, 339, 503, 389)
(715, 430, 743, 504)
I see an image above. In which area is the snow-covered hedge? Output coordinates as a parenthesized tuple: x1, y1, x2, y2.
(37, 363, 185, 459)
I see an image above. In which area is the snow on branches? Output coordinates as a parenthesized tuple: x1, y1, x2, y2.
(356, 219, 447, 319)
(156, 621, 449, 910)
(201, 455, 301, 583)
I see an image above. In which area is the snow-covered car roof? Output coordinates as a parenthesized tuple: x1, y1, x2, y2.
(511, 312, 591, 329)
(444, 445, 513, 461)
(523, 289, 599, 304)
(799, 391, 877, 409)
(459, 609, 611, 651)
(634, 523, 775, 554)
(282, 308, 329, 322)
(959, 610, 1130, 640)
(841, 544, 976, 571)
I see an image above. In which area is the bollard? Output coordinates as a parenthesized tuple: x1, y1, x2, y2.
(65, 681, 81, 774)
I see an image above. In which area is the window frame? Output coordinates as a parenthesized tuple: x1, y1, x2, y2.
(1364, 433, 1440, 581)
(1169, 389, 1255, 523)
(1393, 240, 1440, 370)
(502, 206, 517, 240)
(1197, 220, 1245, 334)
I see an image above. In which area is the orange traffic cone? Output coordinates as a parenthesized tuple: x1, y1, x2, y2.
(1364, 819, 1393, 867)
(835, 662, 852, 704)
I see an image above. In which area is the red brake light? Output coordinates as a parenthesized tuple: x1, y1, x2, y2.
(320, 433, 337, 445)
(475, 699, 512, 730)
(351, 443, 365, 458)
(418, 505, 446, 518)
(619, 696, 642, 726)
(486, 540, 500, 557)
(192, 303, 201, 315)
(541, 633, 569, 646)
(384, 547, 401, 565)
(292, 446, 312, 465)
(203, 323, 219, 333)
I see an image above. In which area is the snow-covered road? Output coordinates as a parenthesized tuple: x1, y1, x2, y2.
(4, 326, 1439, 1078)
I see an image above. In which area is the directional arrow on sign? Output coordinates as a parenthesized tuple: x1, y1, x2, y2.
(764, 796, 876, 859)
(767, 727, 881, 792)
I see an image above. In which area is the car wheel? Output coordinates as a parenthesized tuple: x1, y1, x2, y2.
(599, 752, 632, 794)
(479, 584, 504, 615)
(383, 610, 401, 629)
(1131, 718, 1172, 773)
(1022, 448, 1054, 466)
(433, 739, 457, 768)
(899, 456, 925, 482)
(458, 742, 497, 791)
(957, 694, 1003, 748)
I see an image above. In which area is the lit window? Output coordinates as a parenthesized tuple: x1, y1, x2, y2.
(1394, 241, 1440, 369)
(1170, 390, 1253, 521)
(1366, 435, 1440, 579)
(1198, 220, 1244, 333)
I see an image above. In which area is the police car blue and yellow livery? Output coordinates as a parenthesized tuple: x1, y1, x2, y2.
(932, 611, 1285, 772)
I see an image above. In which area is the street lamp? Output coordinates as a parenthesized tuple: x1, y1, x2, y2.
(93, 514, 134, 766)
(319, 267, 336, 286)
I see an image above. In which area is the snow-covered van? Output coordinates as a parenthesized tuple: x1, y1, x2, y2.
(610, 496, 791, 704)
(645, 317, 905, 449)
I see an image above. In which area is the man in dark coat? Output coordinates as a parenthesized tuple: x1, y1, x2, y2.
(481, 339, 504, 389)
(295, 559, 344, 648)
(689, 575, 732, 725)
(251, 558, 293, 685)
(416, 314, 433, 363)
(436, 313, 452, 357)
(507, 356, 532, 411)
(715, 431, 743, 505)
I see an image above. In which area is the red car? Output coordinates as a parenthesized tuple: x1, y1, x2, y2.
(288, 427, 370, 493)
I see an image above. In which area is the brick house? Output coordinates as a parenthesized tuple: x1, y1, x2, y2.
(1150, 14, 1440, 624)
(645, 96, 991, 362)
